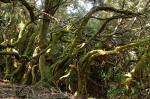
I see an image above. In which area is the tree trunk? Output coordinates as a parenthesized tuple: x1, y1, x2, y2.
(38, 0, 61, 82)
(77, 64, 88, 99)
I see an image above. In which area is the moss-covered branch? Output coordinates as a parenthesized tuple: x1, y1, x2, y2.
(77, 34, 150, 98)
(23, 32, 37, 56)
(80, 35, 150, 64)
(0, 51, 20, 59)
(12, 22, 32, 46)
(0, 0, 35, 21)
(0, 22, 32, 49)
(69, 6, 142, 55)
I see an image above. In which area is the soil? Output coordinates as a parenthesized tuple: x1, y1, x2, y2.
(0, 80, 72, 99)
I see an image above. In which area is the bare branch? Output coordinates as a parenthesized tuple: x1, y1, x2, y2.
(18, 0, 35, 21)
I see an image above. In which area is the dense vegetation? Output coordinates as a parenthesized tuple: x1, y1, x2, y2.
(0, 0, 150, 98)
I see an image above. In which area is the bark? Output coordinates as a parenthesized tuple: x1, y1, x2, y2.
(38, 0, 61, 82)
(77, 35, 150, 97)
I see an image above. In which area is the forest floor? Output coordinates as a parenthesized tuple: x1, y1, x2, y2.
(0, 80, 71, 99)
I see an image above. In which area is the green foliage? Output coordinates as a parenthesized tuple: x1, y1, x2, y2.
(108, 86, 126, 98)
(0, 0, 150, 98)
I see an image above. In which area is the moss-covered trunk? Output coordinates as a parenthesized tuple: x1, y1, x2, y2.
(38, 0, 61, 82)
(77, 65, 87, 99)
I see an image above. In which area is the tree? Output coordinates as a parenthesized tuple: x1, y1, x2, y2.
(0, 0, 150, 98)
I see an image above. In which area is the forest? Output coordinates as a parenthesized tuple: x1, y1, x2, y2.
(0, 0, 150, 98)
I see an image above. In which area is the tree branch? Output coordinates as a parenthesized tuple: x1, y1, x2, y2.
(0, 51, 20, 59)
(80, 35, 150, 64)
(0, 0, 35, 21)
(69, 6, 142, 55)
(18, 0, 35, 21)
(0, 0, 15, 3)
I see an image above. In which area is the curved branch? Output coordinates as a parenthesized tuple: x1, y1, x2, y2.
(0, 0, 35, 21)
(18, 0, 35, 21)
(80, 35, 150, 64)
(12, 21, 32, 46)
(69, 6, 142, 55)
(80, 6, 141, 32)
(0, 21, 32, 50)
